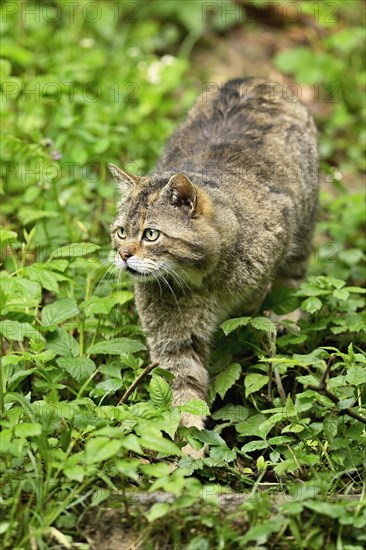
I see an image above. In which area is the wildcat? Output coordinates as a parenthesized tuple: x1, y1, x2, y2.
(109, 78, 318, 456)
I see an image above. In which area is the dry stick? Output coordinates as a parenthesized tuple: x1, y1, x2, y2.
(274, 366, 286, 405)
(118, 362, 159, 405)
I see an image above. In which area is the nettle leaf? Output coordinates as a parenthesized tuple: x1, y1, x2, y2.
(241, 440, 269, 453)
(220, 316, 251, 336)
(250, 316, 276, 335)
(209, 445, 237, 463)
(345, 366, 366, 386)
(24, 264, 69, 293)
(149, 375, 173, 407)
(87, 338, 146, 355)
(301, 296, 323, 313)
(213, 362, 241, 399)
(212, 404, 249, 422)
(57, 356, 96, 383)
(178, 399, 210, 416)
(50, 242, 100, 259)
(45, 328, 79, 357)
(41, 298, 79, 326)
(245, 373, 269, 398)
(84, 437, 123, 464)
(0, 320, 43, 342)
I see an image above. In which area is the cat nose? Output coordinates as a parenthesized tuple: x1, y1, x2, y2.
(120, 250, 132, 262)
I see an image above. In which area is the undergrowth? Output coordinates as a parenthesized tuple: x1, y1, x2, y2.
(0, 1, 365, 549)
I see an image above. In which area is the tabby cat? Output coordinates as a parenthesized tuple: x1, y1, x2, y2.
(109, 78, 318, 456)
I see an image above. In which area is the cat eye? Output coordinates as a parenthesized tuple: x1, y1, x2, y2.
(144, 228, 160, 242)
(116, 227, 126, 239)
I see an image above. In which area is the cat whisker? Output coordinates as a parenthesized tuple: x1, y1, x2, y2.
(160, 263, 189, 293)
(92, 263, 116, 297)
(156, 271, 180, 310)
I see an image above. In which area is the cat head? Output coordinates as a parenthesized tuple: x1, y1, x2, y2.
(109, 163, 219, 287)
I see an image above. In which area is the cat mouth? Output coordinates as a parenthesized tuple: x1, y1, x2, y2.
(126, 266, 143, 276)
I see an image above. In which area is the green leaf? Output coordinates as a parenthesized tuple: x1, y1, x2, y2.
(145, 502, 170, 522)
(41, 298, 79, 326)
(188, 428, 225, 447)
(149, 375, 173, 407)
(87, 338, 146, 355)
(160, 409, 181, 439)
(0, 320, 43, 342)
(220, 316, 251, 335)
(241, 519, 283, 545)
(0, 227, 18, 244)
(57, 357, 96, 383)
(178, 399, 210, 416)
(209, 446, 237, 463)
(245, 373, 269, 398)
(345, 366, 366, 386)
(94, 379, 122, 393)
(250, 317, 276, 334)
(137, 426, 181, 456)
(50, 242, 100, 258)
(213, 362, 241, 399)
(300, 296, 323, 313)
(241, 440, 269, 453)
(64, 465, 85, 482)
(45, 328, 79, 357)
(84, 437, 123, 464)
(14, 422, 42, 438)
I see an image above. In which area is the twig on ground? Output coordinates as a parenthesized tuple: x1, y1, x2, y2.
(118, 362, 159, 405)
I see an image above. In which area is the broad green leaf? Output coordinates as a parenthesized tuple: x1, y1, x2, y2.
(0, 320, 43, 342)
(212, 404, 249, 422)
(41, 298, 79, 326)
(245, 373, 269, 398)
(14, 422, 42, 438)
(93, 379, 122, 393)
(188, 428, 225, 447)
(145, 502, 170, 522)
(0, 227, 17, 244)
(241, 440, 269, 453)
(64, 465, 85, 482)
(160, 409, 181, 439)
(87, 338, 146, 355)
(45, 328, 79, 357)
(84, 437, 123, 464)
(137, 426, 181, 456)
(345, 366, 366, 386)
(220, 316, 251, 335)
(250, 317, 276, 334)
(24, 266, 64, 293)
(209, 446, 237, 463)
(57, 357, 96, 383)
(213, 362, 241, 399)
(301, 296, 322, 313)
(18, 209, 58, 225)
(50, 242, 100, 258)
(178, 399, 210, 416)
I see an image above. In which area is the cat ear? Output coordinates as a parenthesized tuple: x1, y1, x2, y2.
(162, 173, 197, 214)
(108, 163, 139, 194)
